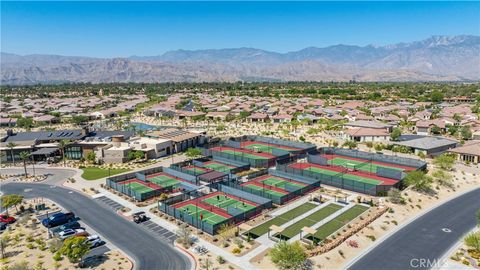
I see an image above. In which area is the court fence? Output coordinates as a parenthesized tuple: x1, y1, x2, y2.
(157, 186, 272, 235)
(192, 156, 250, 174)
(275, 163, 396, 196)
(106, 167, 165, 201)
(319, 147, 427, 170)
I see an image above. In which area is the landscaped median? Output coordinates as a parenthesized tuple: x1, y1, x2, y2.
(80, 167, 130, 180)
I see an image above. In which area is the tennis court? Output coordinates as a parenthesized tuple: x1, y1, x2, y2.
(203, 161, 235, 173)
(255, 175, 306, 190)
(211, 146, 275, 160)
(306, 204, 369, 244)
(276, 204, 343, 240)
(241, 182, 288, 199)
(241, 141, 301, 153)
(182, 165, 209, 175)
(176, 203, 230, 225)
(202, 192, 257, 213)
(119, 180, 156, 194)
(147, 173, 181, 188)
(247, 202, 317, 238)
(290, 163, 392, 186)
(324, 154, 416, 172)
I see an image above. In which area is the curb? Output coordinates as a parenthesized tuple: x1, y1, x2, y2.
(175, 242, 198, 270)
(344, 186, 480, 269)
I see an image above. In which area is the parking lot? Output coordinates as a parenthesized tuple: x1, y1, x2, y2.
(94, 196, 125, 211)
(138, 220, 177, 243)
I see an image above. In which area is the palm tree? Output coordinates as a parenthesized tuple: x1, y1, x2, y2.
(6, 142, 17, 165)
(19, 151, 30, 176)
(59, 139, 71, 167)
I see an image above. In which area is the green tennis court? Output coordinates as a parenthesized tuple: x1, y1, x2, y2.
(177, 203, 229, 225)
(202, 194, 256, 213)
(183, 166, 208, 175)
(329, 157, 404, 173)
(148, 175, 180, 188)
(247, 203, 317, 238)
(261, 177, 306, 189)
(221, 149, 269, 160)
(203, 162, 234, 173)
(121, 182, 154, 193)
(276, 204, 343, 240)
(243, 183, 286, 198)
(306, 205, 369, 243)
(306, 166, 382, 185)
(243, 143, 294, 153)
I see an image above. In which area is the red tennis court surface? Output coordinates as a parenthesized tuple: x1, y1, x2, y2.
(211, 146, 276, 159)
(290, 162, 399, 186)
(322, 154, 416, 171)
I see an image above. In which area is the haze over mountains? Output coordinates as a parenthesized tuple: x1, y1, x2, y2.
(2, 35, 479, 85)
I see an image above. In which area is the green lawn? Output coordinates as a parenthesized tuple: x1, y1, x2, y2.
(306, 205, 369, 243)
(247, 203, 317, 238)
(81, 167, 131, 180)
(276, 204, 343, 240)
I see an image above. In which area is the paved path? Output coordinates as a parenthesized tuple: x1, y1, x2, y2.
(348, 188, 480, 270)
(1, 169, 192, 270)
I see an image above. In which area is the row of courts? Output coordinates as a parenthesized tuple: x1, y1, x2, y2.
(106, 167, 200, 201)
(158, 185, 272, 235)
(226, 169, 321, 205)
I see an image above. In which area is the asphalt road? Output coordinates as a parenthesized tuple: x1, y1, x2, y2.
(1, 169, 191, 270)
(348, 188, 480, 270)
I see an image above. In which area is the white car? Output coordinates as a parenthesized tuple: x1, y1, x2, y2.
(58, 229, 88, 240)
(86, 235, 105, 248)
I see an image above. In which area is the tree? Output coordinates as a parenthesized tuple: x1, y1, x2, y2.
(342, 140, 358, 149)
(464, 232, 480, 252)
(7, 142, 17, 165)
(176, 224, 193, 248)
(460, 126, 472, 140)
(404, 171, 433, 193)
(477, 209, 480, 227)
(390, 128, 402, 141)
(217, 223, 236, 247)
(430, 125, 442, 135)
(19, 151, 30, 176)
(85, 152, 96, 163)
(72, 115, 89, 125)
(1, 194, 24, 216)
(200, 257, 213, 270)
(387, 188, 405, 204)
(60, 236, 91, 263)
(59, 139, 71, 167)
(270, 241, 307, 270)
(430, 91, 444, 103)
(433, 153, 456, 171)
(185, 148, 202, 160)
(133, 150, 144, 160)
(432, 170, 454, 189)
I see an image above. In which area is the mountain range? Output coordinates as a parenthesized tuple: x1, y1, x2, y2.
(2, 35, 479, 84)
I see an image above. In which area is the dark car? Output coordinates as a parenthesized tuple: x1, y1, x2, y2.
(49, 221, 82, 236)
(0, 214, 16, 224)
(0, 222, 7, 231)
(132, 211, 148, 223)
(42, 212, 75, 228)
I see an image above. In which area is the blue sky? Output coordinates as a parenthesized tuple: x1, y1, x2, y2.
(1, 1, 479, 58)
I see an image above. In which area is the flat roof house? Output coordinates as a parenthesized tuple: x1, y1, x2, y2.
(146, 128, 204, 153)
(392, 136, 458, 156)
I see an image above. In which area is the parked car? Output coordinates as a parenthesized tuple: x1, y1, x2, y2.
(85, 235, 105, 248)
(132, 211, 148, 223)
(79, 255, 105, 268)
(49, 221, 82, 236)
(42, 212, 75, 228)
(0, 222, 7, 231)
(0, 215, 16, 224)
(58, 228, 88, 240)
